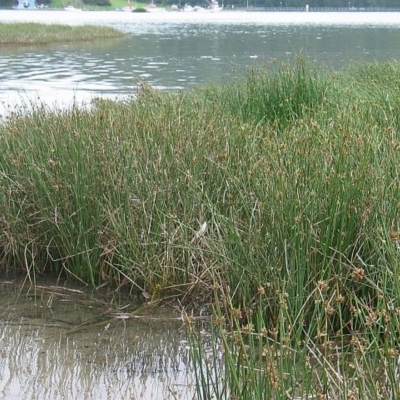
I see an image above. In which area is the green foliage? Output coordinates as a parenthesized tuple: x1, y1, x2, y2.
(83, 0, 111, 6)
(4, 0, 398, 10)
(205, 56, 330, 130)
(3, 59, 400, 398)
(184, 60, 400, 399)
(0, 0, 13, 8)
(0, 22, 125, 45)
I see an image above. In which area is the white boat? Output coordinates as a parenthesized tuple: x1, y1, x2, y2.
(64, 5, 83, 11)
(184, 1, 222, 12)
(207, 0, 223, 11)
(122, 0, 134, 11)
(14, 0, 36, 8)
(146, 2, 166, 11)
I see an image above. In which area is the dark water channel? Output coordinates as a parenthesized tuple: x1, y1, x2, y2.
(0, 280, 199, 399)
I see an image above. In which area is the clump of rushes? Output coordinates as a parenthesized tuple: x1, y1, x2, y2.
(0, 22, 125, 45)
(2, 57, 400, 397)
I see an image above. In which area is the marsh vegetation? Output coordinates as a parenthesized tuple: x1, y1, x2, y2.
(2, 58, 400, 398)
(0, 22, 125, 45)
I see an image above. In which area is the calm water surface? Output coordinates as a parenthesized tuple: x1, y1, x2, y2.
(0, 280, 210, 400)
(1, 10, 400, 113)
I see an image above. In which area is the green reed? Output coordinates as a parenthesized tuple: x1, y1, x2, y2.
(2, 58, 400, 397)
(184, 60, 400, 399)
(0, 22, 125, 45)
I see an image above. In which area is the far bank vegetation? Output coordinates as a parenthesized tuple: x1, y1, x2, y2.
(0, 22, 125, 45)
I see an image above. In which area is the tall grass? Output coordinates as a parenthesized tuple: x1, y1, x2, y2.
(185, 60, 400, 399)
(2, 57, 400, 397)
(0, 23, 125, 45)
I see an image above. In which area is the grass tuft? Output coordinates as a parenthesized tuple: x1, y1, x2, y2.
(0, 22, 125, 45)
(2, 58, 400, 398)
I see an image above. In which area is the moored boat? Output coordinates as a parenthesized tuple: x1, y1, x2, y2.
(183, 4, 194, 11)
(122, 0, 134, 11)
(207, 0, 223, 11)
(64, 5, 83, 11)
(184, 1, 223, 12)
(147, 1, 166, 11)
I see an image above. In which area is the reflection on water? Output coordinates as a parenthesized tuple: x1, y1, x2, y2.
(0, 281, 201, 400)
(1, 10, 400, 114)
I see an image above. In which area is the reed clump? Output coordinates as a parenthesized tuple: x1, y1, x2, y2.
(2, 57, 400, 398)
(0, 22, 125, 45)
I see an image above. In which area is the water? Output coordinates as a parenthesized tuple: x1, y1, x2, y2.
(1, 10, 400, 114)
(0, 280, 207, 399)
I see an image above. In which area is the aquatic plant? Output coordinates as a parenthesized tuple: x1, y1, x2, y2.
(0, 22, 125, 45)
(2, 58, 400, 398)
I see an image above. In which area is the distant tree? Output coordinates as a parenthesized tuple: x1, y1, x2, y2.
(83, 0, 111, 5)
(0, 0, 14, 8)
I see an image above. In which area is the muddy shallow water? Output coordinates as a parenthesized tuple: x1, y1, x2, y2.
(0, 280, 205, 399)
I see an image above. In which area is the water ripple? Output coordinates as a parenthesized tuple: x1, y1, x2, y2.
(1, 10, 400, 116)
